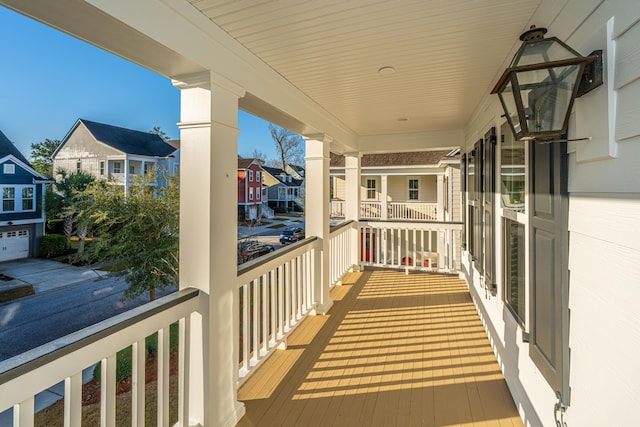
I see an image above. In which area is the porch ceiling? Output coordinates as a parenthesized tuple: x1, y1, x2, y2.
(191, 0, 543, 136)
(2, 0, 549, 150)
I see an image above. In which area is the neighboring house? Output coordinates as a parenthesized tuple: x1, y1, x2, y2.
(330, 150, 461, 222)
(237, 158, 263, 221)
(262, 166, 304, 212)
(285, 163, 305, 199)
(0, 130, 51, 261)
(52, 119, 179, 192)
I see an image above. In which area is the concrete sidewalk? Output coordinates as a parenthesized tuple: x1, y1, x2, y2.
(0, 258, 108, 295)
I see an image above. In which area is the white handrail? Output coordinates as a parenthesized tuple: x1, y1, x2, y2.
(237, 238, 319, 381)
(360, 201, 382, 219)
(0, 289, 201, 426)
(359, 221, 462, 272)
(329, 221, 357, 287)
(388, 202, 437, 220)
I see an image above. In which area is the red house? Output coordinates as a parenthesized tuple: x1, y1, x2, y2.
(237, 158, 263, 221)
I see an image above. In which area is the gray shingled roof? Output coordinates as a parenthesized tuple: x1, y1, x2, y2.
(0, 129, 31, 165)
(81, 119, 176, 157)
(330, 150, 459, 167)
(263, 166, 303, 187)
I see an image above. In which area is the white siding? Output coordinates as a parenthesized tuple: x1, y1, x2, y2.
(461, 1, 640, 426)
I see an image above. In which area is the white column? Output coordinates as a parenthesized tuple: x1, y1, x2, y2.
(436, 174, 445, 267)
(381, 174, 389, 220)
(124, 155, 129, 195)
(304, 134, 333, 314)
(437, 174, 445, 221)
(344, 153, 361, 268)
(174, 71, 245, 427)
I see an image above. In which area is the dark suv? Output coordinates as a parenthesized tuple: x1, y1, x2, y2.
(237, 241, 274, 264)
(279, 227, 305, 245)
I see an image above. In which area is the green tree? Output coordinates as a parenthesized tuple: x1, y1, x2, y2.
(53, 169, 95, 249)
(83, 171, 179, 301)
(30, 139, 61, 177)
(269, 124, 304, 171)
(149, 126, 169, 141)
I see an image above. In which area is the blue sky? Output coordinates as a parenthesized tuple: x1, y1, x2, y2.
(0, 7, 277, 161)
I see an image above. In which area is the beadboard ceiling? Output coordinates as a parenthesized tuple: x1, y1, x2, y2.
(189, 0, 542, 136)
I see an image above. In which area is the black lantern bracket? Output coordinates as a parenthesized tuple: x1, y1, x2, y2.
(576, 49, 603, 98)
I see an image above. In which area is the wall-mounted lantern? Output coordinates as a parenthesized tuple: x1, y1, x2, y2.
(491, 26, 603, 142)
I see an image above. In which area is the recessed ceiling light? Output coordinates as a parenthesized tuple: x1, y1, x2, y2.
(378, 66, 396, 75)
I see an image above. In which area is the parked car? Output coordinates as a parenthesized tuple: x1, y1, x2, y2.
(279, 227, 305, 245)
(238, 242, 275, 263)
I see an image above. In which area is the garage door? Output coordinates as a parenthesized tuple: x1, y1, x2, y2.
(0, 230, 30, 262)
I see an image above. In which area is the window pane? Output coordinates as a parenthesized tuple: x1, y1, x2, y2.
(504, 218, 525, 325)
(501, 122, 525, 212)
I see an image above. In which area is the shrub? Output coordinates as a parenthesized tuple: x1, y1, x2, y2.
(46, 219, 64, 234)
(39, 234, 67, 258)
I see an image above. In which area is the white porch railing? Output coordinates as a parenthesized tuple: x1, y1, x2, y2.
(330, 199, 345, 218)
(0, 288, 200, 427)
(0, 219, 462, 426)
(236, 237, 319, 381)
(388, 201, 437, 220)
(329, 220, 357, 287)
(360, 201, 382, 219)
(359, 220, 463, 272)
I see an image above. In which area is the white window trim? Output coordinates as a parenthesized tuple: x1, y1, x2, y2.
(256, 171, 261, 182)
(365, 178, 377, 200)
(113, 161, 122, 174)
(249, 187, 254, 200)
(256, 187, 260, 200)
(3, 163, 16, 174)
(1, 184, 36, 213)
(99, 160, 105, 176)
(248, 170, 254, 182)
(407, 177, 420, 201)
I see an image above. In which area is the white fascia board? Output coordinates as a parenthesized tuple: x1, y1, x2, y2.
(2, 218, 45, 226)
(358, 129, 464, 154)
(84, 0, 358, 150)
(0, 155, 49, 180)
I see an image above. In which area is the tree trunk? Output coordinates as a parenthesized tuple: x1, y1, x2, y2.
(149, 287, 156, 302)
(63, 215, 73, 249)
(77, 225, 87, 255)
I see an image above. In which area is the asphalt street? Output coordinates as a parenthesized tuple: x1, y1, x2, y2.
(0, 274, 175, 362)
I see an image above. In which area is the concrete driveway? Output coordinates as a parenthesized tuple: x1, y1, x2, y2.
(0, 258, 108, 295)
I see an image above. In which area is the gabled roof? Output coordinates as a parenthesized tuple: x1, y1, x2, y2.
(56, 119, 176, 158)
(0, 130, 30, 165)
(262, 166, 303, 187)
(330, 150, 460, 168)
(238, 158, 261, 169)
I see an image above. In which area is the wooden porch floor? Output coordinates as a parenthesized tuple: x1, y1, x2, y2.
(237, 270, 523, 427)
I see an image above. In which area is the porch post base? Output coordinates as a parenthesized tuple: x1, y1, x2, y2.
(217, 401, 246, 427)
(311, 299, 334, 315)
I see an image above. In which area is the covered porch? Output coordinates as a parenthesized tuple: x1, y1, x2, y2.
(238, 269, 522, 427)
(2, 0, 637, 426)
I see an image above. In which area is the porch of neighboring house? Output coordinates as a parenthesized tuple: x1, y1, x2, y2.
(330, 174, 451, 222)
(237, 269, 522, 427)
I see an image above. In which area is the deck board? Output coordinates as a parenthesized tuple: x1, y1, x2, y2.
(237, 270, 523, 427)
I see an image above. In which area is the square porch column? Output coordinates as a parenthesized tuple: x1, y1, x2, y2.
(304, 134, 333, 314)
(344, 153, 361, 268)
(381, 174, 389, 220)
(174, 71, 246, 427)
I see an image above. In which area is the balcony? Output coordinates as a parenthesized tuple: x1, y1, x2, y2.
(0, 220, 511, 427)
(237, 269, 522, 426)
(331, 200, 438, 221)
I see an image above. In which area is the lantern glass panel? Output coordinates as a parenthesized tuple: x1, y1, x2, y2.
(498, 80, 523, 135)
(515, 64, 581, 133)
(512, 38, 580, 66)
